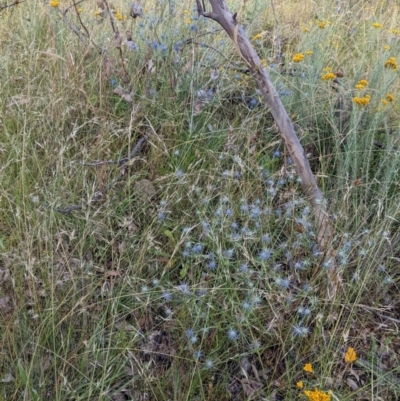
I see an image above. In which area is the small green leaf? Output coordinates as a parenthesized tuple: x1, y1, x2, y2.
(180, 263, 189, 279)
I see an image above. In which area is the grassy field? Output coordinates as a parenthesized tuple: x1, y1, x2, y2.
(0, 0, 400, 400)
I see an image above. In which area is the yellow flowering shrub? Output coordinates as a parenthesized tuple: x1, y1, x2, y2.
(385, 94, 395, 103)
(355, 79, 368, 89)
(344, 347, 357, 363)
(303, 363, 313, 373)
(353, 94, 371, 106)
(321, 72, 336, 80)
(304, 389, 331, 401)
(292, 53, 304, 63)
(384, 57, 398, 70)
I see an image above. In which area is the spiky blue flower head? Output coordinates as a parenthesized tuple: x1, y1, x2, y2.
(227, 328, 239, 341)
(204, 359, 214, 369)
(162, 291, 172, 301)
(259, 248, 272, 261)
(157, 212, 166, 221)
(193, 350, 203, 359)
(292, 325, 310, 337)
(178, 282, 191, 295)
(176, 168, 184, 178)
(192, 243, 204, 254)
(224, 249, 234, 259)
(186, 328, 195, 338)
(275, 277, 290, 289)
(262, 234, 271, 243)
(239, 264, 249, 273)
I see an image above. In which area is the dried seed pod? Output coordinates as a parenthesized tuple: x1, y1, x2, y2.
(130, 3, 143, 18)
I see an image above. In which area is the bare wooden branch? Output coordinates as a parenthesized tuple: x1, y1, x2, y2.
(197, 0, 334, 254)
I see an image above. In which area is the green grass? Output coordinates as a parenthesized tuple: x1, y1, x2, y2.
(1, 0, 400, 400)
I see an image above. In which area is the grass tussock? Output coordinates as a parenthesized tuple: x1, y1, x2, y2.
(0, 0, 400, 400)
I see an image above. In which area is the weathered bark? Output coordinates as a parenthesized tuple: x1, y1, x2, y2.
(197, 0, 334, 253)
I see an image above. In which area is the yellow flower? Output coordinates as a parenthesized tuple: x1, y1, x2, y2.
(303, 363, 313, 373)
(384, 57, 398, 70)
(385, 93, 395, 103)
(381, 99, 388, 106)
(185, 17, 192, 24)
(321, 72, 337, 80)
(344, 347, 357, 363)
(383, 45, 390, 50)
(94, 10, 102, 17)
(392, 29, 399, 35)
(317, 21, 326, 29)
(303, 27, 310, 32)
(49, 0, 60, 7)
(372, 22, 382, 28)
(77, 7, 82, 13)
(296, 381, 304, 389)
(305, 50, 313, 55)
(355, 79, 368, 89)
(183, 9, 189, 14)
(304, 389, 331, 401)
(292, 53, 304, 63)
(252, 33, 263, 41)
(352, 94, 371, 106)
(115, 10, 123, 21)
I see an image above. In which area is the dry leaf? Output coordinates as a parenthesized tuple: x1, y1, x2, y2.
(241, 377, 263, 397)
(147, 59, 155, 74)
(346, 377, 359, 391)
(96, 0, 104, 9)
(193, 100, 205, 116)
(0, 373, 14, 383)
(0, 296, 10, 309)
(210, 68, 220, 80)
(113, 86, 133, 103)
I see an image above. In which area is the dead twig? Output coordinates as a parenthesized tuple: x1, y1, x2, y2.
(0, 0, 26, 12)
(197, 0, 338, 298)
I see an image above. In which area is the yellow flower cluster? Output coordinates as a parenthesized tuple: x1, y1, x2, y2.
(303, 363, 313, 373)
(384, 57, 398, 70)
(355, 79, 368, 90)
(344, 347, 357, 363)
(115, 10, 123, 21)
(304, 389, 331, 401)
(317, 21, 327, 29)
(305, 50, 313, 55)
(253, 33, 263, 41)
(321, 72, 336, 80)
(292, 53, 304, 63)
(372, 22, 382, 28)
(49, 0, 60, 7)
(393, 29, 399, 35)
(382, 93, 395, 106)
(353, 94, 371, 106)
(296, 381, 304, 389)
